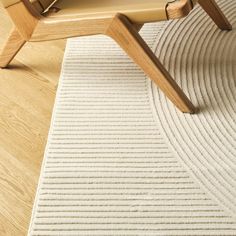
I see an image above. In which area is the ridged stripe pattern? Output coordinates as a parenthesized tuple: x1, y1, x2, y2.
(28, 1, 236, 235)
(151, 0, 236, 217)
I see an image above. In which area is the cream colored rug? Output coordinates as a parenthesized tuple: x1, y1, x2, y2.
(28, 0, 236, 235)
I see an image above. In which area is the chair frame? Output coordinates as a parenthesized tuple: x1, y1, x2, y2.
(0, 0, 232, 113)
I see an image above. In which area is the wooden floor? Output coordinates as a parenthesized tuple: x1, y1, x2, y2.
(0, 6, 66, 236)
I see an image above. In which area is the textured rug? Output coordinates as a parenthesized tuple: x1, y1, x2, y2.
(28, 0, 236, 235)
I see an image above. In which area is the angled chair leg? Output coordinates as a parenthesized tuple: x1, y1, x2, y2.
(198, 0, 232, 30)
(134, 24, 144, 32)
(0, 27, 26, 68)
(106, 14, 196, 114)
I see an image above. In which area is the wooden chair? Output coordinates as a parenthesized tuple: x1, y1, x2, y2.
(0, 0, 232, 113)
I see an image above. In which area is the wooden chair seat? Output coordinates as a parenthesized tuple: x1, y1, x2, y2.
(0, 0, 232, 113)
(49, 0, 173, 23)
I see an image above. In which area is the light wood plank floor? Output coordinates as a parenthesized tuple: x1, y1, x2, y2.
(0, 6, 66, 236)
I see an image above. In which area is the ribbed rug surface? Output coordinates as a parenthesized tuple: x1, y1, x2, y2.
(28, 1, 236, 235)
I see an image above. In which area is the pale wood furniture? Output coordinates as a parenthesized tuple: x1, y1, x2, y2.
(0, 0, 232, 113)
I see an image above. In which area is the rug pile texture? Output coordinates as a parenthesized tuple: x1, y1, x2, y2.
(28, 0, 236, 235)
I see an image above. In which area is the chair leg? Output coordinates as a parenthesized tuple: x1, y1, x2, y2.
(0, 27, 26, 68)
(106, 14, 196, 114)
(134, 24, 144, 32)
(198, 0, 232, 30)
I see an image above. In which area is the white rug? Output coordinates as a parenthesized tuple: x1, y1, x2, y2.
(28, 0, 236, 235)
(151, 0, 236, 217)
